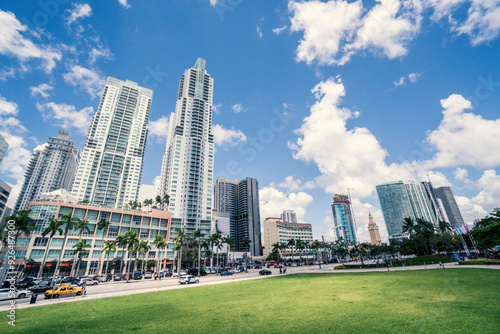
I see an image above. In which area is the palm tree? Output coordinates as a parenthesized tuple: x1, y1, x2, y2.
(37, 218, 64, 278)
(222, 236, 234, 268)
(51, 210, 79, 286)
(123, 230, 139, 282)
(96, 219, 110, 276)
(416, 218, 436, 255)
(287, 238, 296, 264)
(162, 194, 170, 210)
(0, 210, 35, 282)
(143, 199, 153, 211)
(200, 239, 210, 269)
(102, 241, 116, 274)
(295, 239, 305, 265)
(241, 237, 252, 270)
(155, 195, 162, 209)
(173, 227, 186, 275)
(193, 229, 204, 276)
(137, 240, 151, 273)
(208, 232, 218, 270)
(116, 234, 128, 274)
(70, 218, 90, 277)
(402, 217, 420, 256)
(153, 235, 168, 274)
(73, 240, 91, 276)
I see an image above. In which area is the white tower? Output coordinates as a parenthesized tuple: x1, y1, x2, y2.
(160, 59, 214, 237)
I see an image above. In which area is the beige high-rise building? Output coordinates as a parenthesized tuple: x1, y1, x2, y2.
(368, 213, 381, 244)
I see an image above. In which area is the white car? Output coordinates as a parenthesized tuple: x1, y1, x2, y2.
(178, 275, 199, 285)
(77, 278, 99, 286)
(0, 288, 32, 300)
(144, 272, 153, 279)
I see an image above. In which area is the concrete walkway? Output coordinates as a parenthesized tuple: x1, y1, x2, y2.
(5, 263, 498, 311)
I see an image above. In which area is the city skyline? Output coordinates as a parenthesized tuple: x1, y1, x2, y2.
(0, 2, 499, 244)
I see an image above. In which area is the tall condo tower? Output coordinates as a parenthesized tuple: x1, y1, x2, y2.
(332, 194, 357, 245)
(434, 186, 465, 228)
(14, 130, 80, 212)
(0, 133, 8, 166)
(71, 77, 153, 209)
(160, 59, 214, 237)
(281, 210, 298, 223)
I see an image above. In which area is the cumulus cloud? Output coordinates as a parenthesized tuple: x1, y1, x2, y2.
(63, 65, 105, 99)
(66, 3, 92, 25)
(426, 94, 500, 168)
(118, 0, 131, 9)
(270, 176, 315, 192)
(148, 116, 169, 143)
(393, 76, 406, 87)
(273, 25, 288, 35)
(408, 72, 422, 83)
(393, 72, 422, 87)
(449, 0, 500, 45)
(259, 186, 314, 222)
(0, 10, 62, 73)
(36, 102, 94, 135)
(30, 83, 54, 99)
(232, 103, 245, 113)
(209, 0, 220, 6)
(0, 96, 19, 116)
(212, 124, 247, 147)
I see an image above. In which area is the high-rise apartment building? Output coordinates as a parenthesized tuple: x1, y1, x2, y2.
(160, 59, 214, 238)
(281, 210, 298, 223)
(72, 77, 153, 209)
(0, 178, 11, 222)
(263, 217, 313, 259)
(0, 134, 8, 166)
(331, 194, 357, 245)
(367, 213, 381, 244)
(14, 130, 80, 212)
(214, 177, 262, 255)
(376, 180, 438, 237)
(434, 186, 465, 228)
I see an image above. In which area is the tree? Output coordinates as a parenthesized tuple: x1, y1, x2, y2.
(287, 238, 296, 263)
(153, 235, 168, 274)
(174, 227, 187, 275)
(37, 218, 64, 278)
(155, 195, 162, 209)
(70, 218, 91, 277)
(73, 240, 91, 276)
(123, 230, 139, 282)
(137, 240, 151, 273)
(115, 234, 128, 274)
(415, 218, 435, 255)
(51, 210, 79, 286)
(472, 208, 500, 250)
(402, 217, 420, 256)
(143, 199, 153, 211)
(209, 231, 222, 270)
(200, 239, 211, 269)
(162, 194, 170, 210)
(102, 241, 116, 274)
(241, 237, 252, 270)
(193, 229, 204, 277)
(222, 236, 234, 268)
(96, 219, 110, 276)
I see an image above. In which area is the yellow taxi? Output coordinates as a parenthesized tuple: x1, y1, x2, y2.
(44, 284, 83, 299)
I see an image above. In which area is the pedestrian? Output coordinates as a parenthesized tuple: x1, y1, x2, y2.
(279, 268, 282, 274)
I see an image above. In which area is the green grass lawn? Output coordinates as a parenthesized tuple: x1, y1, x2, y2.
(3, 269, 499, 333)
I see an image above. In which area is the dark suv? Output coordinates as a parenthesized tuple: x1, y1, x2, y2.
(187, 268, 208, 277)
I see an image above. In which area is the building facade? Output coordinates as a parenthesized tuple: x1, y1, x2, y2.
(0, 178, 11, 223)
(14, 131, 80, 213)
(160, 59, 214, 238)
(0, 133, 8, 166)
(263, 217, 313, 259)
(367, 213, 381, 244)
(376, 180, 438, 237)
(213, 177, 262, 255)
(281, 210, 298, 223)
(10, 201, 174, 276)
(71, 77, 153, 210)
(434, 186, 465, 228)
(331, 194, 357, 245)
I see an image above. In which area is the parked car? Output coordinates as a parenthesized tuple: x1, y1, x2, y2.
(113, 274, 123, 281)
(15, 278, 36, 289)
(178, 275, 199, 285)
(0, 288, 31, 300)
(28, 285, 52, 294)
(187, 268, 208, 276)
(173, 270, 187, 277)
(77, 278, 99, 286)
(220, 270, 233, 276)
(144, 271, 153, 279)
(133, 271, 143, 280)
(60, 277, 80, 285)
(259, 270, 272, 276)
(44, 285, 83, 298)
(205, 268, 217, 274)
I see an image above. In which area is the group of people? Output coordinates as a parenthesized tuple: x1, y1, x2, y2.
(279, 267, 287, 274)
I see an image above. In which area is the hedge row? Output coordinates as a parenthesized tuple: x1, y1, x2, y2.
(458, 260, 500, 265)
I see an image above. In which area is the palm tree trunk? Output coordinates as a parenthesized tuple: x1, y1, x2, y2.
(52, 230, 69, 286)
(198, 242, 201, 277)
(97, 234, 105, 275)
(37, 236, 52, 278)
(125, 250, 131, 282)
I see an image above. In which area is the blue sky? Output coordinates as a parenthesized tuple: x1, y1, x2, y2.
(0, 0, 499, 243)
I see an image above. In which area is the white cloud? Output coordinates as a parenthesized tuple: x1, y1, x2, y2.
(138, 176, 162, 203)
(453, 167, 469, 182)
(450, 0, 500, 45)
(256, 25, 263, 39)
(63, 65, 105, 99)
(0, 10, 62, 73)
(89, 47, 112, 65)
(427, 0, 466, 21)
(66, 3, 92, 25)
(36, 102, 94, 135)
(259, 186, 314, 222)
(273, 25, 288, 35)
(393, 76, 406, 87)
(118, 0, 131, 9)
(212, 124, 247, 147)
(209, 0, 220, 6)
(30, 83, 54, 99)
(148, 116, 169, 143)
(34, 143, 48, 153)
(270, 176, 315, 192)
(232, 103, 245, 113)
(408, 72, 422, 83)
(213, 103, 222, 115)
(0, 96, 19, 116)
(426, 94, 500, 168)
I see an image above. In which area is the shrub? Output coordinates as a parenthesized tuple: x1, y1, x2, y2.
(334, 265, 346, 270)
(458, 260, 500, 265)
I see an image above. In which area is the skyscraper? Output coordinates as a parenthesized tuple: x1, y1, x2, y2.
(434, 186, 465, 228)
(213, 177, 262, 255)
(281, 210, 298, 223)
(72, 77, 153, 209)
(332, 194, 357, 245)
(367, 213, 381, 244)
(160, 59, 214, 238)
(0, 134, 8, 166)
(14, 130, 80, 212)
(376, 180, 438, 237)
(0, 178, 11, 222)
